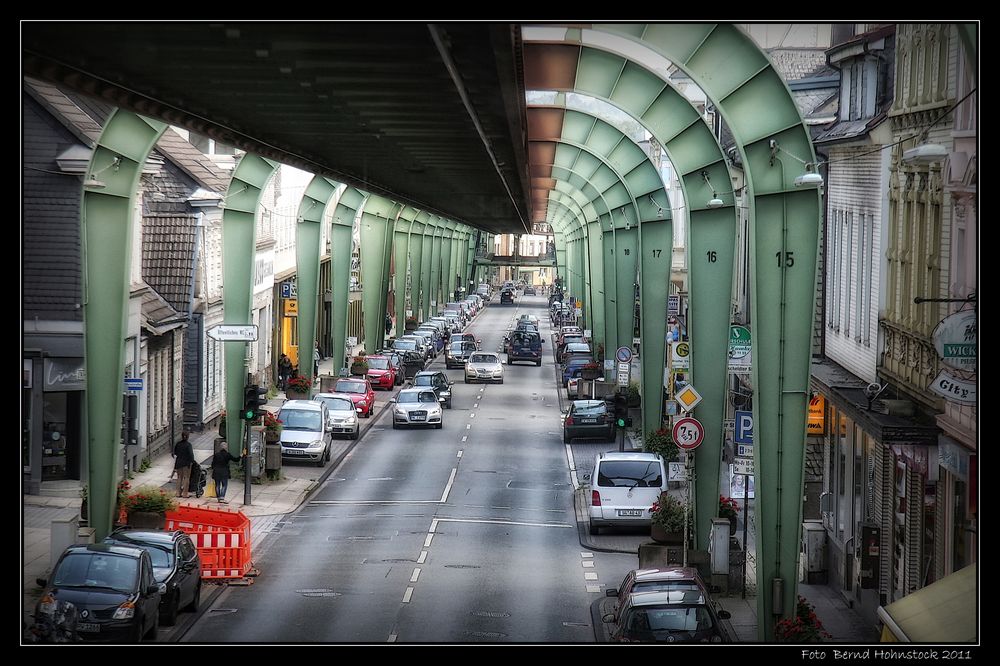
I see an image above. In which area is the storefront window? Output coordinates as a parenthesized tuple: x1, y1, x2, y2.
(953, 478, 967, 570)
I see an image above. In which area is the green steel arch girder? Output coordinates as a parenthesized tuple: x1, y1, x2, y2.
(594, 23, 821, 635)
(532, 114, 673, 430)
(525, 34, 739, 551)
(224, 154, 281, 449)
(392, 205, 422, 333)
(329, 186, 368, 374)
(296, 175, 342, 388)
(81, 110, 168, 539)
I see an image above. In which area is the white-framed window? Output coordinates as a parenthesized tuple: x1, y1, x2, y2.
(842, 212, 853, 336)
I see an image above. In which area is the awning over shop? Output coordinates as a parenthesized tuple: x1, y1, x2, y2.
(877, 564, 977, 643)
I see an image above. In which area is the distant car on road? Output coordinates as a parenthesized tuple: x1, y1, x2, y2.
(500, 290, 515, 305)
(523, 284, 536, 295)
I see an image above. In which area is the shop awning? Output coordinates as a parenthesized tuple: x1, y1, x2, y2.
(877, 564, 977, 643)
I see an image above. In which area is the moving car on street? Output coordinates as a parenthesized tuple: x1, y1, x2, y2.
(445, 340, 477, 368)
(412, 370, 453, 409)
(465, 352, 504, 384)
(391, 388, 443, 429)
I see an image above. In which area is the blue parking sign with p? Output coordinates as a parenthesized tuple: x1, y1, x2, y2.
(735, 410, 753, 444)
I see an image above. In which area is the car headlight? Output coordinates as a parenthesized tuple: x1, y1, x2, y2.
(113, 601, 136, 619)
(358, 400, 367, 407)
(441, 391, 450, 397)
(311, 440, 323, 448)
(394, 408, 406, 416)
(345, 416, 357, 425)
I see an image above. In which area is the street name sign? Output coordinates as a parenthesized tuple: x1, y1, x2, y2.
(207, 324, 259, 342)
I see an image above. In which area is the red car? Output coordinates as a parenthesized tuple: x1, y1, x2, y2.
(364, 355, 397, 390)
(334, 378, 376, 418)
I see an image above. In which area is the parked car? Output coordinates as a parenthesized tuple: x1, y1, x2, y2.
(333, 378, 376, 418)
(602, 589, 731, 643)
(412, 370, 453, 409)
(560, 342, 593, 365)
(363, 355, 398, 390)
(408, 330, 438, 359)
(102, 529, 201, 626)
(523, 284, 536, 295)
(314, 392, 360, 440)
(606, 567, 711, 623)
(587, 451, 667, 535)
(391, 388, 443, 429)
(401, 334, 432, 361)
(563, 399, 615, 444)
(375, 350, 408, 385)
(278, 399, 332, 466)
(389, 339, 425, 378)
(416, 326, 445, 353)
(567, 376, 581, 398)
(35, 544, 161, 642)
(445, 340, 477, 368)
(465, 351, 504, 384)
(562, 357, 592, 387)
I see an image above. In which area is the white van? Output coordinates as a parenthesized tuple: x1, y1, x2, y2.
(588, 452, 668, 535)
(278, 400, 332, 467)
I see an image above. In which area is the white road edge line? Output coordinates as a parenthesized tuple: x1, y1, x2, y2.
(440, 468, 458, 503)
(565, 444, 579, 489)
(433, 517, 574, 529)
(402, 587, 414, 603)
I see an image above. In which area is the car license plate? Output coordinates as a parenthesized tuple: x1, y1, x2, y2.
(411, 414, 426, 421)
(617, 509, 644, 517)
(77, 622, 100, 632)
(580, 418, 597, 424)
(286, 449, 304, 455)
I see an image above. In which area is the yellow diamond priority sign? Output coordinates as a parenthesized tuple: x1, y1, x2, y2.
(675, 384, 703, 412)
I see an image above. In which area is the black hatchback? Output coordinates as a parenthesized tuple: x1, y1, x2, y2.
(103, 529, 202, 626)
(412, 370, 453, 408)
(35, 543, 161, 643)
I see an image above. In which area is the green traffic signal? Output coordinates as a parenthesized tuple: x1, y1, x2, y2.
(616, 418, 626, 427)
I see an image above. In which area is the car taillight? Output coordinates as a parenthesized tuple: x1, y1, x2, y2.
(592, 490, 601, 506)
(565, 416, 573, 425)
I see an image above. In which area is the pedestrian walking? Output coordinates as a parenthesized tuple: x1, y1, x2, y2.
(173, 431, 195, 498)
(278, 354, 293, 390)
(211, 441, 242, 504)
(313, 344, 321, 376)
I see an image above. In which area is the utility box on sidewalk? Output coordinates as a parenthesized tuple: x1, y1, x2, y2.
(801, 520, 827, 584)
(50, 515, 79, 567)
(319, 375, 338, 393)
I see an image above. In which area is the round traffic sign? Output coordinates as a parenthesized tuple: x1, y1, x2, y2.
(672, 417, 705, 450)
(615, 346, 633, 363)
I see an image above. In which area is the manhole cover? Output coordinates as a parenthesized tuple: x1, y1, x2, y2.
(466, 631, 508, 640)
(445, 564, 481, 569)
(470, 610, 510, 618)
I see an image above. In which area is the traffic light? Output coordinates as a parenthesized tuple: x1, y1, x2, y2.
(612, 393, 631, 428)
(242, 384, 267, 420)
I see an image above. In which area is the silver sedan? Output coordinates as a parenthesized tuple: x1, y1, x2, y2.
(465, 352, 504, 384)
(391, 388, 443, 429)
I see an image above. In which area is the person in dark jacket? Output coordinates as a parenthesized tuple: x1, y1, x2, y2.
(211, 442, 241, 504)
(173, 432, 195, 498)
(278, 354, 293, 390)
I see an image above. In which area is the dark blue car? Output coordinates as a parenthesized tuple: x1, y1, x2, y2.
(562, 357, 592, 387)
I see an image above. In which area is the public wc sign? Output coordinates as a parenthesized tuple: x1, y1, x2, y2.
(932, 310, 976, 372)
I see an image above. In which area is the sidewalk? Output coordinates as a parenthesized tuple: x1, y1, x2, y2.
(21, 354, 391, 636)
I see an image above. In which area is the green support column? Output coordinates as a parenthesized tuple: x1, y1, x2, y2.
(408, 213, 428, 323)
(359, 194, 401, 353)
(224, 154, 279, 450)
(440, 221, 455, 302)
(585, 218, 606, 356)
(638, 217, 672, 439)
(329, 187, 366, 375)
(688, 201, 738, 550)
(611, 224, 638, 363)
(393, 209, 416, 330)
(465, 229, 476, 290)
(81, 110, 166, 539)
(296, 176, 340, 381)
(419, 217, 437, 320)
(428, 219, 443, 315)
